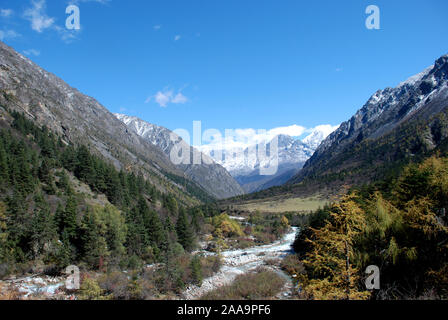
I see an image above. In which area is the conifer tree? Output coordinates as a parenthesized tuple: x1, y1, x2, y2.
(0, 202, 8, 260)
(176, 208, 195, 252)
(125, 203, 149, 256)
(30, 194, 57, 258)
(0, 139, 9, 184)
(80, 210, 109, 269)
(57, 196, 79, 242)
(190, 255, 202, 286)
(75, 145, 95, 184)
(300, 194, 370, 300)
(5, 192, 29, 254)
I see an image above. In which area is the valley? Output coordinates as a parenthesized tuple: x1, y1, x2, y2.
(230, 195, 328, 214)
(1, 38, 448, 301)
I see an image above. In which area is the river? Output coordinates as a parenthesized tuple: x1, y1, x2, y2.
(182, 227, 298, 299)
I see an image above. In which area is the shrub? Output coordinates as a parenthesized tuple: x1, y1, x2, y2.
(78, 277, 109, 300)
(200, 268, 285, 300)
(212, 214, 244, 238)
(97, 271, 130, 299)
(280, 255, 305, 277)
(200, 255, 222, 278)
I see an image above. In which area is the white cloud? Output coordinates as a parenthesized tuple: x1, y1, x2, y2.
(154, 91, 171, 107)
(1, 9, 13, 17)
(21, 1, 83, 43)
(269, 125, 306, 138)
(174, 35, 181, 41)
(197, 124, 339, 154)
(23, 49, 40, 56)
(171, 92, 188, 104)
(146, 89, 188, 107)
(54, 25, 78, 43)
(23, 0, 55, 33)
(0, 29, 20, 41)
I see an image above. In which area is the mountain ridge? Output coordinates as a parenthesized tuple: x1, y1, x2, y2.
(289, 54, 448, 187)
(0, 40, 212, 204)
(114, 113, 245, 199)
(198, 125, 337, 192)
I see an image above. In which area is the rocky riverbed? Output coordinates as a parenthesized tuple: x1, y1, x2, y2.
(182, 227, 298, 300)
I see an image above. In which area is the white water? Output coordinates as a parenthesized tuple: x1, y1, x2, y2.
(182, 227, 298, 299)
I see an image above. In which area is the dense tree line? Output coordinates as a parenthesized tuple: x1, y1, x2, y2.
(0, 110, 198, 277)
(293, 155, 448, 299)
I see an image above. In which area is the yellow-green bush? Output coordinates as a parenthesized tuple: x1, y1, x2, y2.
(212, 213, 243, 238)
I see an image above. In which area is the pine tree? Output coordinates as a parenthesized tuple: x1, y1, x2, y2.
(146, 210, 165, 246)
(119, 170, 130, 206)
(75, 145, 95, 185)
(55, 195, 79, 247)
(190, 255, 202, 286)
(176, 208, 195, 252)
(300, 194, 370, 300)
(125, 203, 149, 257)
(97, 205, 127, 258)
(56, 170, 72, 194)
(61, 145, 78, 172)
(80, 210, 109, 269)
(0, 138, 9, 185)
(5, 192, 30, 256)
(0, 202, 8, 260)
(39, 158, 56, 194)
(30, 194, 57, 258)
(105, 167, 122, 205)
(164, 195, 178, 214)
(12, 140, 34, 194)
(190, 208, 203, 233)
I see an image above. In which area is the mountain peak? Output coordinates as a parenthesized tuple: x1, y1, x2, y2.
(114, 113, 245, 199)
(291, 53, 448, 186)
(398, 65, 433, 88)
(435, 54, 448, 68)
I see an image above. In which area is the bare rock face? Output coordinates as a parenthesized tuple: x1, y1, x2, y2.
(0, 41, 213, 201)
(290, 54, 448, 185)
(114, 114, 245, 199)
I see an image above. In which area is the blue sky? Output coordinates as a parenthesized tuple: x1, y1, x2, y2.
(1, 0, 447, 138)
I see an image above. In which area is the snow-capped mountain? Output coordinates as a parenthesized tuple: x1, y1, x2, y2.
(302, 125, 339, 149)
(290, 54, 448, 186)
(0, 41, 211, 205)
(114, 114, 245, 199)
(198, 125, 338, 192)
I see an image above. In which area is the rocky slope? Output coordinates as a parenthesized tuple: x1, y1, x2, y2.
(0, 41, 211, 203)
(290, 54, 448, 186)
(115, 114, 245, 199)
(198, 126, 337, 193)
